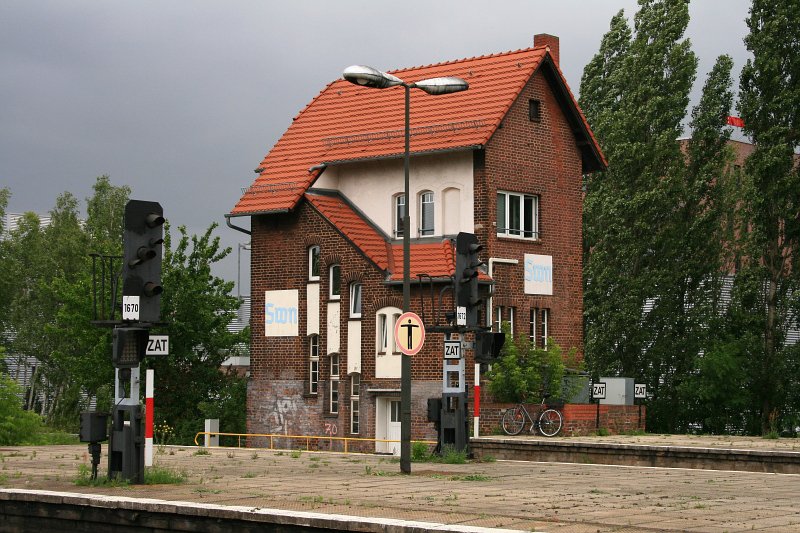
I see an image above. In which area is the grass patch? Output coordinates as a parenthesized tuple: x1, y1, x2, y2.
(145, 465, 186, 485)
(74, 464, 130, 487)
(290, 450, 301, 459)
(193, 448, 211, 456)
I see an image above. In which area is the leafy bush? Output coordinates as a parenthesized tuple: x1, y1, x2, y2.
(486, 323, 580, 403)
(0, 373, 44, 445)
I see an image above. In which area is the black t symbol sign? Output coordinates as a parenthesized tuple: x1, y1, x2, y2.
(400, 319, 419, 350)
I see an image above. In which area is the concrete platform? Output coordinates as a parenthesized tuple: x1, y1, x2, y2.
(2, 435, 800, 532)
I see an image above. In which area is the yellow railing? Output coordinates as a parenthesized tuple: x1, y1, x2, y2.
(193, 431, 435, 454)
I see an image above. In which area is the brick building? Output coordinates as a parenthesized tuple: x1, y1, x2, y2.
(227, 35, 605, 451)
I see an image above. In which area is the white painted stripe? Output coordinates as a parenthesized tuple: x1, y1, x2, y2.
(145, 437, 153, 467)
(146, 369, 154, 397)
(473, 416, 480, 438)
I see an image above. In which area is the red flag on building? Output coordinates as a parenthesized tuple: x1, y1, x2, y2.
(727, 116, 745, 128)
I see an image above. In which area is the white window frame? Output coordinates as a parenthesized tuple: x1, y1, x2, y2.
(349, 282, 362, 318)
(376, 306, 402, 354)
(329, 264, 341, 300)
(329, 353, 340, 414)
(308, 245, 320, 281)
(419, 191, 434, 236)
(393, 194, 405, 239)
(529, 308, 538, 347)
(497, 191, 539, 240)
(309, 335, 319, 394)
(350, 374, 360, 434)
(541, 308, 549, 349)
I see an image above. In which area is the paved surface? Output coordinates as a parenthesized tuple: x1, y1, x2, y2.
(2, 435, 800, 532)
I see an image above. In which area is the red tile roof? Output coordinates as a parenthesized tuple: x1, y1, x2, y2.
(306, 190, 476, 282)
(305, 191, 391, 271)
(231, 46, 604, 216)
(389, 241, 456, 281)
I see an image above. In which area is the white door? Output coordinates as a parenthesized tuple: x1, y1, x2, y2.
(375, 397, 402, 454)
(387, 400, 402, 456)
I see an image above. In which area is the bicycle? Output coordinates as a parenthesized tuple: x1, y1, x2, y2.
(501, 396, 563, 437)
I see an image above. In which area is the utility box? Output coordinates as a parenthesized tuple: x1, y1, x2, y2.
(79, 411, 109, 443)
(598, 377, 634, 405)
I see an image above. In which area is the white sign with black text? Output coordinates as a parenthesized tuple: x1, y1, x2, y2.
(592, 382, 607, 400)
(122, 296, 140, 321)
(444, 340, 461, 359)
(456, 306, 467, 326)
(146, 335, 169, 356)
(634, 383, 647, 399)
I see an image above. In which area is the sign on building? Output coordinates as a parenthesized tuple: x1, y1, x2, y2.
(264, 290, 299, 337)
(524, 254, 553, 295)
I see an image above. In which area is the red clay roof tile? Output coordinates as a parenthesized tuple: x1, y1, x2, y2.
(231, 46, 604, 216)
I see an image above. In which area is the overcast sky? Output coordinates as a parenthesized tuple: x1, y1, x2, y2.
(1, 1, 752, 295)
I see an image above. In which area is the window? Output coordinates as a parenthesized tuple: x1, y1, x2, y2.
(329, 264, 341, 299)
(497, 191, 539, 240)
(309, 335, 319, 394)
(529, 99, 541, 122)
(349, 283, 362, 318)
(541, 308, 549, 349)
(376, 307, 402, 353)
(529, 308, 538, 347)
(393, 194, 405, 238)
(350, 374, 360, 434)
(308, 246, 320, 281)
(494, 306, 515, 335)
(329, 354, 340, 414)
(419, 191, 434, 236)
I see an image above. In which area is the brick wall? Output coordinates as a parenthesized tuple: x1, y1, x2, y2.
(478, 69, 585, 358)
(478, 402, 645, 436)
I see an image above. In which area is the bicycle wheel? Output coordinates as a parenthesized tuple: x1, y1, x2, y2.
(538, 408, 563, 437)
(501, 405, 526, 435)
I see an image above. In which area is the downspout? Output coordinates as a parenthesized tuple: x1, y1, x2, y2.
(474, 257, 518, 438)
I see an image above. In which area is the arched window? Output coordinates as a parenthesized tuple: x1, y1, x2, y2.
(376, 306, 402, 354)
(419, 191, 434, 236)
(393, 194, 405, 238)
(308, 245, 320, 281)
(349, 282, 362, 318)
(329, 264, 341, 299)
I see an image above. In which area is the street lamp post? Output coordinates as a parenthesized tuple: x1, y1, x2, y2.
(343, 65, 468, 473)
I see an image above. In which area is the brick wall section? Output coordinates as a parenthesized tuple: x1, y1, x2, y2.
(249, 205, 449, 444)
(478, 69, 585, 357)
(479, 402, 645, 436)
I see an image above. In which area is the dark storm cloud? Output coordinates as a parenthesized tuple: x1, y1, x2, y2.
(0, 1, 750, 293)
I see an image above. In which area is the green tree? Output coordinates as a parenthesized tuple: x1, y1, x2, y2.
(736, 0, 800, 433)
(580, 0, 697, 426)
(149, 223, 247, 443)
(0, 370, 44, 445)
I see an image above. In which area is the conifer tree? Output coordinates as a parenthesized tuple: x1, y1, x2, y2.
(736, 0, 800, 433)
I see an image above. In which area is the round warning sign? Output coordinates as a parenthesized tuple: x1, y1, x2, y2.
(394, 312, 426, 356)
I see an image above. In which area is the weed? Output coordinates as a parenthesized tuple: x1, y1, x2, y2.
(309, 456, 320, 462)
(439, 445, 467, 464)
(243, 472, 257, 478)
(250, 451, 259, 460)
(227, 451, 235, 459)
(411, 441, 432, 461)
(596, 428, 610, 437)
(763, 430, 780, 440)
(0, 473, 7, 485)
(193, 487, 222, 494)
(450, 474, 490, 481)
(193, 448, 211, 456)
(290, 450, 301, 459)
(145, 466, 187, 485)
(74, 464, 129, 487)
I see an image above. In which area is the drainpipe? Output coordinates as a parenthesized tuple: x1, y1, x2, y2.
(473, 257, 518, 438)
(225, 214, 251, 236)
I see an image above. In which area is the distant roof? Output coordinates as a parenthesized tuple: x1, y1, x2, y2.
(231, 46, 605, 216)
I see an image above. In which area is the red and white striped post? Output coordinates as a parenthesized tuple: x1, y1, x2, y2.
(473, 363, 481, 438)
(145, 368, 154, 466)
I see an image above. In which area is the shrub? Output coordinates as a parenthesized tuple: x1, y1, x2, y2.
(0, 373, 44, 445)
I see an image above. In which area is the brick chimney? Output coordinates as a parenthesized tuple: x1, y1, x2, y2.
(534, 34, 559, 66)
